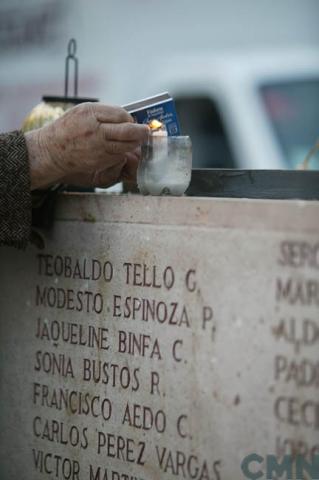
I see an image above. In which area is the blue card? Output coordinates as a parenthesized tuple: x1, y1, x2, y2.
(123, 92, 181, 136)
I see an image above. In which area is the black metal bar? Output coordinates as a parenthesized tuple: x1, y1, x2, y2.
(186, 169, 319, 200)
(64, 39, 78, 98)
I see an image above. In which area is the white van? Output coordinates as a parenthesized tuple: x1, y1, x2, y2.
(150, 48, 319, 169)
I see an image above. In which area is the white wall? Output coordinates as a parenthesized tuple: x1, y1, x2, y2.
(0, 0, 318, 130)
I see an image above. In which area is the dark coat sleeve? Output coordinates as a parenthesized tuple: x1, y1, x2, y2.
(0, 131, 32, 249)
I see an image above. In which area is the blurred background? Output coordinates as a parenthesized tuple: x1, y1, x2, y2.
(0, 0, 319, 169)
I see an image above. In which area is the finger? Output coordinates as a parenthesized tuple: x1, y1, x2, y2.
(121, 153, 139, 182)
(60, 172, 96, 187)
(131, 145, 142, 156)
(125, 147, 141, 164)
(92, 104, 133, 124)
(61, 161, 126, 187)
(93, 162, 126, 187)
(105, 139, 142, 155)
(101, 122, 150, 142)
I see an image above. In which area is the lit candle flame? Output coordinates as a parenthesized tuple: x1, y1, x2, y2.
(149, 119, 163, 131)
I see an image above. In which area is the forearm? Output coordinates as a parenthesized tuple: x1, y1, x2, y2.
(0, 131, 32, 248)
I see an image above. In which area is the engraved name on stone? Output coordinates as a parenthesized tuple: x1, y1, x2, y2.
(0, 196, 318, 480)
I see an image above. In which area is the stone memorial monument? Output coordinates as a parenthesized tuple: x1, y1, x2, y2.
(0, 193, 318, 479)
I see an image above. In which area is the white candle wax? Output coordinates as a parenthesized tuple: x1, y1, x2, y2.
(151, 128, 168, 159)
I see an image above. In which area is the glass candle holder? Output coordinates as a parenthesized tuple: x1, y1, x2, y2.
(137, 135, 192, 196)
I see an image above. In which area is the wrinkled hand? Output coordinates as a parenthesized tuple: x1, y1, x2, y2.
(25, 102, 149, 190)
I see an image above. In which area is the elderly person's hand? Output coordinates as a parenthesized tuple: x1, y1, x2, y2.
(25, 102, 149, 190)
